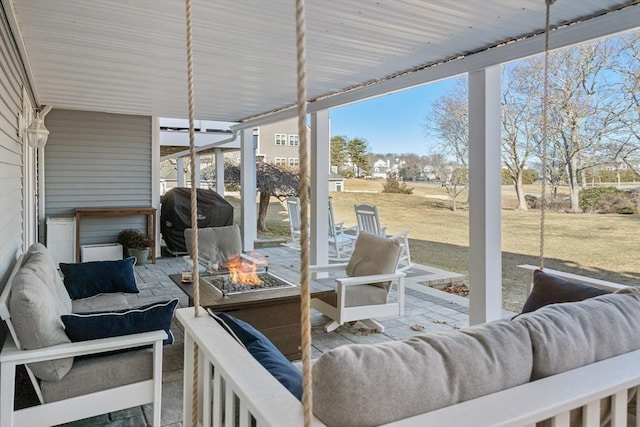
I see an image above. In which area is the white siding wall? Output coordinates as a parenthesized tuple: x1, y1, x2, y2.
(45, 110, 152, 246)
(0, 5, 30, 345)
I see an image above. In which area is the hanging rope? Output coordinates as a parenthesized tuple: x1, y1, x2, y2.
(184, 0, 200, 425)
(294, 0, 313, 424)
(539, 0, 555, 269)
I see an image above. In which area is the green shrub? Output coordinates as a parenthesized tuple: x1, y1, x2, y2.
(579, 187, 637, 214)
(117, 228, 152, 249)
(382, 172, 413, 194)
(524, 194, 570, 211)
(592, 192, 637, 214)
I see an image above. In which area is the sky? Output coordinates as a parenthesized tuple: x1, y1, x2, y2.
(329, 78, 458, 156)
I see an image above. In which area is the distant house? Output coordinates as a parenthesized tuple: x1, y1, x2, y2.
(372, 159, 388, 179)
(329, 172, 345, 192)
(255, 118, 304, 169)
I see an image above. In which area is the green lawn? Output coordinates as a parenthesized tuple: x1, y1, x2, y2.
(229, 179, 640, 312)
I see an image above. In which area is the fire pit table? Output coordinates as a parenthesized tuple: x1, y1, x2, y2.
(170, 269, 333, 360)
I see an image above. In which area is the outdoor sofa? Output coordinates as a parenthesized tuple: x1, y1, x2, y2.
(0, 243, 176, 427)
(178, 267, 640, 426)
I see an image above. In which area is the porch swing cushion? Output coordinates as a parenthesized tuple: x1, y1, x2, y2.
(209, 311, 303, 400)
(515, 289, 640, 380)
(313, 319, 533, 426)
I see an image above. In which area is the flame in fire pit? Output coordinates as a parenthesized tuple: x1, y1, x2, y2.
(225, 254, 263, 285)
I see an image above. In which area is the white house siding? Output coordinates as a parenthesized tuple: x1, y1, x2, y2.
(0, 5, 31, 345)
(45, 110, 152, 246)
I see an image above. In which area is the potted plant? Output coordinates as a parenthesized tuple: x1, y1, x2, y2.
(117, 228, 152, 265)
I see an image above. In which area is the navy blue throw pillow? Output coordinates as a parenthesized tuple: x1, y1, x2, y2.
(59, 257, 139, 299)
(208, 310, 303, 400)
(61, 299, 178, 345)
(520, 270, 612, 314)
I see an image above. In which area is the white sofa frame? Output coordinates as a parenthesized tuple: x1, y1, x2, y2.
(177, 269, 639, 427)
(0, 253, 166, 427)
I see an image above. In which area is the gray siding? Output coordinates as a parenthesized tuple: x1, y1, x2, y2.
(0, 6, 30, 342)
(45, 110, 152, 246)
(0, 7, 26, 283)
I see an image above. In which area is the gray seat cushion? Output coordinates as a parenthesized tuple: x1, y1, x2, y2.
(313, 319, 533, 427)
(72, 293, 131, 313)
(40, 348, 153, 402)
(314, 280, 389, 307)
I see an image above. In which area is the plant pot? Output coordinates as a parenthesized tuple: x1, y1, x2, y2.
(127, 248, 150, 265)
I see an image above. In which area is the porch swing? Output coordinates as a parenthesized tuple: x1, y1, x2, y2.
(175, 0, 640, 426)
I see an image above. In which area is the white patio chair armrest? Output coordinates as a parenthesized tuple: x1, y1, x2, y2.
(310, 263, 349, 273)
(342, 224, 358, 234)
(240, 252, 268, 267)
(388, 230, 409, 240)
(0, 330, 167, 365)
(336, 271, 406, 286)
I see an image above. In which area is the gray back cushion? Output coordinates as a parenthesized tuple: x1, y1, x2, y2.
(515, 288, 640, 381)
(313, 319, 533, 426)
(184, 225, 242, 265)
(10, 257, 73, 381)
(26, 243, 72, 315)
(345, 232, 401, 293)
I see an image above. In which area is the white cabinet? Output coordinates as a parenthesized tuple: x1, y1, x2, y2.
(46, 217, 76, 265)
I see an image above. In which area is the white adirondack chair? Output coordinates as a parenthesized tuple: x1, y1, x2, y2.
(354, 204, 412, 271)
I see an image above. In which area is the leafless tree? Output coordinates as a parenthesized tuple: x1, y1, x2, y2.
(425, 77, 469, 210)
(203, 162, 299, 232)
(544, 37, 634, 212)
(501, 59, 543, 210)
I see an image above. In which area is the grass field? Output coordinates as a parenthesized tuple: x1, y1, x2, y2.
(229, 178, 640, 312)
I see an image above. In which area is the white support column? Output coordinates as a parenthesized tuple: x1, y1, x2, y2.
(240, 128, 257, 251)
(151, 116, 161, 257)
(176, 157, 185, 187)
(193, 154, 201, 189)
(215, 149, 225, 195)
(468, 66, 503, 325)
(310, 110, 330, 266)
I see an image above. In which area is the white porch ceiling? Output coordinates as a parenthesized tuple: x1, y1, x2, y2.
(6, 0, 640, 124)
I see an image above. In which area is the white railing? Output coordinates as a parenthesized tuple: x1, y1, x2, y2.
(177, 293, 640, 426)
(177, 308, 323, 427)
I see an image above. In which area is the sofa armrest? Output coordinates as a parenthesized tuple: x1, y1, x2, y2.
(0, 330, 167, 365)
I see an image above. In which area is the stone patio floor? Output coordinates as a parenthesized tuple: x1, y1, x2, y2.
(56, 245, 515, 426)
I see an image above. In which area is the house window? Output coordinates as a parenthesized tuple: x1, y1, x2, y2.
(289, 158, 299, 167)
(275, 134, 287, 146)
(275, 157, 287, 166)
(288, 134, 299, 146)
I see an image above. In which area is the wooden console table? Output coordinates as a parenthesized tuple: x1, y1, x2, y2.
(75, 207, 157, 263)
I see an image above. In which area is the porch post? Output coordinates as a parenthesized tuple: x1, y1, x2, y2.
(215, 149, 225, 196)
(240, 127, 256, 251)
(468, 65, 502, 325)
(176, 157, 185, 187)
(310, 110, 330, 266)
(151, 116, 160, 257)
(193, 154, 201, 189)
